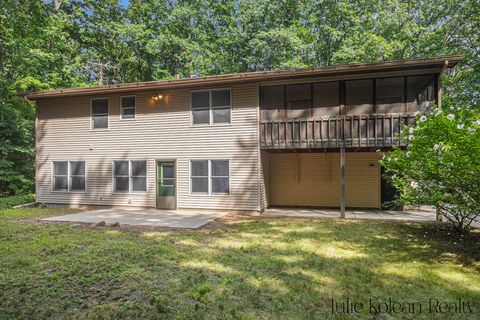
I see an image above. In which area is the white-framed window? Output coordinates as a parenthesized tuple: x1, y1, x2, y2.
(190, 160, 229, 195)
(121, 96, 136, 120)
(191, 160, 209, 194)
(113, 160, 147, 193)
(91, 98, 108, 129)
(53, 161, 86, 192)
(211, 160, 229, 194)
(191, 89, 231, 125)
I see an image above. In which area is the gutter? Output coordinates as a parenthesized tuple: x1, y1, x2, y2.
(23, 55, 464, 100)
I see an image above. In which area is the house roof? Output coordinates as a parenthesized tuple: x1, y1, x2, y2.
(24, 55, 463, 100)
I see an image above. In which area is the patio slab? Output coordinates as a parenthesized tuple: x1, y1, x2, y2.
(42, 208, 228, 229)
(263, 206, 438, 222)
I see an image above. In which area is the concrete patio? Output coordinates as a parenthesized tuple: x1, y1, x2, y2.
(264, 207, 480, 227)
(42, 208, 228, 229)
(42, 206, 479, 229)
(263, 206, 438, 221)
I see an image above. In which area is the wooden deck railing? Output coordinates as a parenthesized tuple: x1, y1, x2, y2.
(260, 113, 417, 149)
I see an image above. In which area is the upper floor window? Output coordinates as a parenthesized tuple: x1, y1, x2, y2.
(91, 98, 108, 129)
(191, 89, 231, 125)
(113, 160, 147, 193)
(53, 161, 86, 192)
(121, 96, 136, 120)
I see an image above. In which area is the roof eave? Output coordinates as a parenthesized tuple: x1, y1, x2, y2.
(24, 55, 464, 100)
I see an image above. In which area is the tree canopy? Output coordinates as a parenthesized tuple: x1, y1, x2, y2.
(0, 0, 478, 194)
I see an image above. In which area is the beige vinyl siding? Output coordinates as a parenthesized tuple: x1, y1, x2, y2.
(259, 150, 271, 210)
(36, 83, 260, 211)
(268, 152, 380, 208)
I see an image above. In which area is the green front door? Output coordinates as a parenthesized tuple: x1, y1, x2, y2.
(156, 161, 176, 209)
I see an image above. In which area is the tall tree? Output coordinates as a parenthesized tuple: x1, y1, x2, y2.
(0, 0, 478, 194)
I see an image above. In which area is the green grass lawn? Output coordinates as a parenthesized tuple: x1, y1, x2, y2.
(0, 208, 479, 319)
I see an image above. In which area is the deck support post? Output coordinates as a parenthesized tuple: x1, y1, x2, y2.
(340, 146, 346, 218)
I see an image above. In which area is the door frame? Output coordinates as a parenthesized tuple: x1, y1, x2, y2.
(155, 159, 177, 210)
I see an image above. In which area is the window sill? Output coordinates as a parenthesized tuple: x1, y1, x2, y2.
(111, 192, 148, 195)
(90, 128, 109, 132)
(189, 193, 230, 196)
(52, 190, 86, 194)
(190, 123, 232, 128)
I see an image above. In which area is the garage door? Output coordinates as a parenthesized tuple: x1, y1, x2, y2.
(269, 152, 380, 208)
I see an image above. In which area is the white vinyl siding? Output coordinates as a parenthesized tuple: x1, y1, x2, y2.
(36, 83, 259, 210)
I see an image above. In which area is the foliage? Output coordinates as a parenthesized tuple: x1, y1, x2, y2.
(381, 105, 480, 232)
(0, 210, 479, 319)
(0, 193, 35, 209)
(0, 98, 35, 195)
(0, 0, 478, 195)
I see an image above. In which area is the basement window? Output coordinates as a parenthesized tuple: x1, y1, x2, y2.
(191, 160, 209, 193)
(113, 160, 147, 193)
(211, 160, 229, 194)
(190, 160, 230, 195)
(53, 161, 86, 192)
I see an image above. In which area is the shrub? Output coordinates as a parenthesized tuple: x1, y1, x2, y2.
(381, 104, 480, 233)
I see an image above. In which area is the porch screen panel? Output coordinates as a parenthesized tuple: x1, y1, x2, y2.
(376, 77, 404, 113)
(312, 81, 340, 117)
(407, 75, 436, 112)
(286, 84, 311, 119)
(346, 79, 374, 115)
(260, 86, 285, 120)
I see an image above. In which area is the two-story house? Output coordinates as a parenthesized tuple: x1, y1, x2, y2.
(26, 55, 462, 213)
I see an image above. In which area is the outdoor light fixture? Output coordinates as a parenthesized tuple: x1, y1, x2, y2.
(152, 94, 163, 101)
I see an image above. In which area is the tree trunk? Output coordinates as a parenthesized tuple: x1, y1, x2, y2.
(53, 0, 62, 11)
